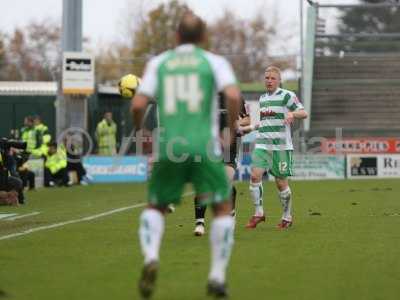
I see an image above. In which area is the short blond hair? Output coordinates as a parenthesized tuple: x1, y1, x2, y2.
(265, 66, 282, 80)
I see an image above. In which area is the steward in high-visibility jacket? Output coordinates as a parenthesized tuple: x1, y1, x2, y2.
(20, 116, 40, 156)
(44, 142, 69, 187)
(33, 115, 51, 157)
(95, 112, 117, 156)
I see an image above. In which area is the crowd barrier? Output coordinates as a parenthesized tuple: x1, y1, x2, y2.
(236, 154, 345, 181)
(347, 154, 400, 179)
(84, 154, 400, 183)
(27, 154, 400, 184)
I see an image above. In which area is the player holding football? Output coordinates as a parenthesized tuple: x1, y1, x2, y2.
(131, 13, 241, 299)
(245, 66, 307, 229)
(193, 93, 250, 236)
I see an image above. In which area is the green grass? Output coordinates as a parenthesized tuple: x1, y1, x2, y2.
(1, 180, 399, 300)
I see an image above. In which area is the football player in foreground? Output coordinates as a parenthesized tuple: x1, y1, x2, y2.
(131, 13, 241, 299)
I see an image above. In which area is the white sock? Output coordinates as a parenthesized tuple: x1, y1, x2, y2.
(138, 208, 165, 264)
(279, 187, 292, 221)
(196, 218, 205, 225)
(208, 215, 235, 284)
(249, 182, 264, 216)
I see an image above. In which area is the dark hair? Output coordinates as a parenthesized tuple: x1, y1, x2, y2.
(177, 13, 206, 44)
(25, 116, 34, 123)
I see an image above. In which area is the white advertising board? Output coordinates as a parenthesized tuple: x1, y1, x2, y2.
(62, 52, 95, 95)
(347, 154, 400, 179)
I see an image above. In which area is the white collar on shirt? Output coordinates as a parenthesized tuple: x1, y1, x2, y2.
(266, 88, 282, 96)
(175, 44, 196, 52)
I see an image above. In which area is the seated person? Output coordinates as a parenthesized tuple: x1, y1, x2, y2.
(44, 142, 70, 187)
(1, 149, 25, 204)
(18, 162, 35, 190)
(12, 149, 35, 190)
(64, 134, 91, 185)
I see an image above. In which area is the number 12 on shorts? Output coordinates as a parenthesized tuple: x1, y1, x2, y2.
(279, 161, 288, 173)
(164, 74, 203, 114)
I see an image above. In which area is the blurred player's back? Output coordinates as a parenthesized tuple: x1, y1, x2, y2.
(133, 13, 240, 299)
(148, 46, 223, 159)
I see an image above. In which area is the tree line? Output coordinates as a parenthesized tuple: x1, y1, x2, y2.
(0, 19, 60, 81)
(1, 1, 298, 84)
(2, 0, 400, 83)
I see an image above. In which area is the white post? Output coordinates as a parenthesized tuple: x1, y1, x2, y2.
(302, 3, 317, 132)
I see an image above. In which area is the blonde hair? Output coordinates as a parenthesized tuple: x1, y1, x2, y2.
(265, 66, 282, 80)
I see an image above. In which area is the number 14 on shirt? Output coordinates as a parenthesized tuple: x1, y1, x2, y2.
(164, 74, 203, 114)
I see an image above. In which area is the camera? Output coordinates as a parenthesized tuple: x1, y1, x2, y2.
(0, 137, 27, 152)
(0, 137, 27, 174)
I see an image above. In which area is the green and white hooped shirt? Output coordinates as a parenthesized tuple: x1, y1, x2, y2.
(255, 88, 304, 151)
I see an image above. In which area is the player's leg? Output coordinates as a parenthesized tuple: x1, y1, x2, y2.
(225, 140, 238, 217)
(138, 160, 186, 298)
(138, 205, 167, 299)
(193, 164, 236, 237)
(270, 150, 294, 229)
(246, 166, 266, 228)
(224, 164, 236, 216)
(44, 168, 54, 187)
(275, 177, 292, 229)
(27, 170, 35, 190)
(191, 158, 234, 297)
(208, 200, 234, 298)
(246, 148, 270, 228)
(194, 195, 207, 236)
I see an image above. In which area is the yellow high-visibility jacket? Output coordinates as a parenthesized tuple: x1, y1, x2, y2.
(96, 119, 117, 155)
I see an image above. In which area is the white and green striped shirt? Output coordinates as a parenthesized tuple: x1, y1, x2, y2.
(255, 88, 304, 151)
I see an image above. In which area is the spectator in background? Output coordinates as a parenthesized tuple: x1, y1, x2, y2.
(6, 146, 35, 191)
(64, 134, 91, 185)
(44, 142, 70, 187)
(17, 159, 35, 191)
(33, 115, 51, 157)
(95, 111, 117, 156)
(20, 116, 39, 156)
(0, 150, 25, 204)
(33, 115, 51, 143)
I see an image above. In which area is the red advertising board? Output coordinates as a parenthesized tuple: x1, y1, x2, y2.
(321, 138, 400, 154)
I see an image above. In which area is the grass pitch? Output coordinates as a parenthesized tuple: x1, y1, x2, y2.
(0, 179, 399, 300)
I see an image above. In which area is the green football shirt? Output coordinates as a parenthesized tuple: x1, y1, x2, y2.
(138, 44, 237, 159)
(255, 88, 304, 151)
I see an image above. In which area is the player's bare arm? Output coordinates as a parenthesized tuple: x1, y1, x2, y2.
(223, 85, 241, 143)
(284, 109, 308, 125)
(238, 123, 260, 135)
(238, 115, 251, 127)
(131, 94, 149, 129)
